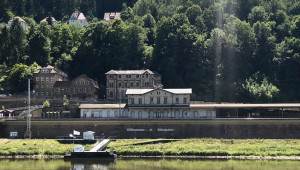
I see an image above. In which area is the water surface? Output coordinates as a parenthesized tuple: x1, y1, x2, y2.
(1, 158, 300, 170)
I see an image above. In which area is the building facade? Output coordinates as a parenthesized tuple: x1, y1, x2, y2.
(7, 16, 28, 29)
(54, 74, 99, 99)
(105, 69, 161, 100)
(80, 88, 216, 119)
(33, 65, 68, 97)
(69, 12, 88, 26)
(104, 12, 121, 21)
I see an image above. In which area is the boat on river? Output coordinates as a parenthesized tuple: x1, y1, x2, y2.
(64, 139, 117, 159)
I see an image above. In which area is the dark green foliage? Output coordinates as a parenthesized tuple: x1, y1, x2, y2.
(0, 0, 299, 102)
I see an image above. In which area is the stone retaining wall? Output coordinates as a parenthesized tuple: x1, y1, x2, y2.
(2, 119, 300, 139)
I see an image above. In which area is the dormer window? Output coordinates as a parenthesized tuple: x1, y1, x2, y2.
(109, 15, 114, 19)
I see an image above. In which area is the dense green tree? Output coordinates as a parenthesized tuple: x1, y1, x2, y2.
(8, 62, 40, 93)
(239, 74, 279, 103)
(248, 6, 269, 25)
(186, 4, 202, 25)
(9, 19, 27, 66)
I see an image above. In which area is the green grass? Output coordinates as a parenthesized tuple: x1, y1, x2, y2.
(107, 138, 300, 156)
(2, 139, 300, 157)
(0, 139, 93, 156)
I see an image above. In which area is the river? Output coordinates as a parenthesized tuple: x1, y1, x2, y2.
(1, 158, 300, 170)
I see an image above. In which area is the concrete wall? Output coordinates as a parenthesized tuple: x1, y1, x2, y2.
(2, 119, 300, 139)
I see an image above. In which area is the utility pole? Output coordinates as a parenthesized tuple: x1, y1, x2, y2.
(24, 79, 32, 139)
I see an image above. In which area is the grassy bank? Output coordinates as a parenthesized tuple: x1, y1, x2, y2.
(1, 139, 300, 157)
(107, 139, 300, 157)
(0, 139, 93, 156)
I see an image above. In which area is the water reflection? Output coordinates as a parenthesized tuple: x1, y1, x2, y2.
(1, 158, 300, 170)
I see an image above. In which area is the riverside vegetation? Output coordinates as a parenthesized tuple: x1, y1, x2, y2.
(1, 139, 300, 157)
(0, 139, 93, 156)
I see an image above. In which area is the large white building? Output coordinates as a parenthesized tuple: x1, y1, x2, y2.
(79, 87, 216, 119)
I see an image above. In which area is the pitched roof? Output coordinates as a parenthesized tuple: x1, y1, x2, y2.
(190, 103, 300, 108)
(105, 69, 156, 75)
(40, 17, 57, 23)
(73, 74, 99, 89)
(8, 16, 26, 23)
(126, 88, 192, 95)
(104, 12, 121, 21)
(79, 104, 126, 109)
(71, 12, 87, 20)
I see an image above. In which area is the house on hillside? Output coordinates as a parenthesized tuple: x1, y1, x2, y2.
(7, 16, 28, 29)
(54, 74, 99, 99)
(105, 69, 161, 100)
(104, 12, 121, 21)
(69, 12, 88, 26)
(40, 16, 58, 26)
(33, 65, 69, 97)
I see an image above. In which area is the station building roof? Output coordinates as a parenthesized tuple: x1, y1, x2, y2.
(190, 103, 300, 109)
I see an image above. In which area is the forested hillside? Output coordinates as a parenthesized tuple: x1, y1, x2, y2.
(0, 0, 299, 103)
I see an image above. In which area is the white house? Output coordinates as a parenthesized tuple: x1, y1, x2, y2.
(7, 16, 28, 29)
(80, 104, 127, 118)
(79, 87, 216, 119)
(69, 12, 88, 26)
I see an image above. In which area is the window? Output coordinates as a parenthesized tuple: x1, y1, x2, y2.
(41, 92, 43, 96)
(136, 75, 139, 78)
(119, 82, 122, 88)
(157, 97, 160, 104)
(146, 74, 148, 78)
(36, 77, 39, 81)
(51, 77, 54, 81)
(46, 77, 49, 81)
(110, 91, 113, 97)
(131, 98, 134, 104)
(129, 75, 131, 78)
(119, 75, 121, 78)
(109, 75, 112, 78)
(157, 92, 160, 95)
(110, 82, 114, 87)
(125, 82, 127, 88)
(36, 92, 38, 96)
(41, 85, 44, 88)
(176, 98, 179, 104)
(41, 77, 44, 81)
(150, 97, 154, 104)
(46, 85, 48, 88)
(126, 75, 128, 78)
(139, 98, 142, 104)
(46, 92, 48, 96)
(131, 82, 133, 87)
(83, 88, 86, 92)
(183, 98, 187, 104)
(164, 98, 167, 104)
(36, 85, 38, 89)
(51, 85, 53, 88)
(136, 82, 139, 87)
